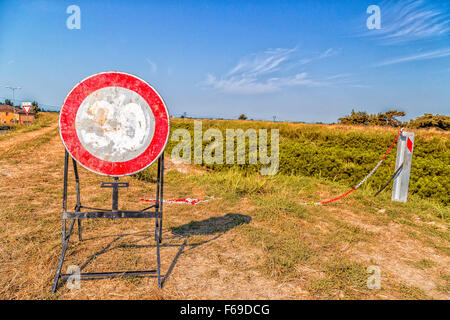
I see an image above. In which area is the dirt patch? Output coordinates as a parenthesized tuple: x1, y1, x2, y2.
(0, 122, 59, 152)
(335, 209, 450, 299)
(164, 157, 205, 175)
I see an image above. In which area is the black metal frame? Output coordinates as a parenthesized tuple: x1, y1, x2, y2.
(52, 150, 164, 292)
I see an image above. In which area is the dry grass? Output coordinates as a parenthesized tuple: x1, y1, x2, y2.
(0, 117, 448, 300)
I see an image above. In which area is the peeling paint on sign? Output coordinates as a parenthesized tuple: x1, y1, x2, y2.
(75, 86, 155, 162)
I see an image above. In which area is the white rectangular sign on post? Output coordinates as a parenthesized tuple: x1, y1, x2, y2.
(392, 131, 414, 202)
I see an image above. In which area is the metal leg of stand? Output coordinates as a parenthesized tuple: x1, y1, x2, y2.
(154, 155, 162, 287)
(73, 158, 82, 241)
(159, 153, 164, 243)
(155, 157, 161, 242)
(52, 219, 75, 292)
(53, 151, 75, 292)
(77, 219, 82, 241)
(156, 223, 161, 288)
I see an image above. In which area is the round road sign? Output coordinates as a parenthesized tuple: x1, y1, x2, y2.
(59, 71, 170, 177)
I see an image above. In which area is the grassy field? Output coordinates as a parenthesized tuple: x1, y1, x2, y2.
(0, 114, 448, 299)
(166, 119, 450, 205)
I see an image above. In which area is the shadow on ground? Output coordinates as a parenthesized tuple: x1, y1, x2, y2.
(55, 213, 251, 290)
(170, 213, 252, 236)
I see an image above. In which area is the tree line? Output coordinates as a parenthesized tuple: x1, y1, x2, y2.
(338, 109, 449, 131)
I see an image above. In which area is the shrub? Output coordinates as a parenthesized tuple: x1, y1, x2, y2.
(338, 109, 405, 127)
(409, 114, 449, 131)
(153, 119, 450, 205)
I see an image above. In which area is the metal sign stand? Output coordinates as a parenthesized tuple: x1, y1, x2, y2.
(52, 150, 164, 292)
(392, 131, 414, 202)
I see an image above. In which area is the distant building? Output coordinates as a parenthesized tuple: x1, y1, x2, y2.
(0, 105, 36, 125)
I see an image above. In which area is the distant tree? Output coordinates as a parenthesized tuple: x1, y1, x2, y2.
(180, 112, 187, 118)
(338, 109, 405, 127)
(238, 114, 248, 120)
(338, 109, 370, 125)
(375, 110, 405, 127)
(31, 101, 41, 115)
(4, 99, 13, 106)
(409, 113, 449, 131)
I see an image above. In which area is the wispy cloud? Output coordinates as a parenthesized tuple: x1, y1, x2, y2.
(375, 48, 450, 66)
(299, 48, 341, 65)
(319, 48, 341, 59)
(146, 58, 157, 73)
(202, 47, 345, 94)
(225, 47, 295, 78)
(366, 0, 450, 44)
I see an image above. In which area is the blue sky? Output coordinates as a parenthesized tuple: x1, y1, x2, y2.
(0, 0, 449, 122)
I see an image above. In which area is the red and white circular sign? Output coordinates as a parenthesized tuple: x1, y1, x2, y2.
(59, 72, 170, 177)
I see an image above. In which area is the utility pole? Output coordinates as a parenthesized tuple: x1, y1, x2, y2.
(4, 86, 21, 124)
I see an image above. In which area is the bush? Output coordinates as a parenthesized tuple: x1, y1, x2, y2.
(338, 109, 405, 127)
(159, 119, 449, 205)
(409, 114, 449, 131)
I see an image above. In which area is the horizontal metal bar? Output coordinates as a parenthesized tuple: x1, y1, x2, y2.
(79, 205, 113, 212)
(60, 270, 157, 279)
(63, 211, 161, 219)
(100, 182, 129, 188)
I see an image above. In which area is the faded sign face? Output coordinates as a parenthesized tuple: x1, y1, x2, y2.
(75, 87, 155, 163)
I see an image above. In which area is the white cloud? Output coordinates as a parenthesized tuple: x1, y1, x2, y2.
(225, 47, 296, 78)
(146, 58, 157, 73)
(319, 48, 341, 59)
(375, 48, 450, 66)
(366, 0, 450, 44)
(202, 47, 343, 94)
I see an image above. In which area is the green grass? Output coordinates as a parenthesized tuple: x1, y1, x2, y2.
(409, 258, 437, 269)
(240, 224, 315, 279)
(395, 283, 429, 299)
(166, 118, 449, 205)
(308, 258, 369, 299)
(437, 274, 450, 294)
